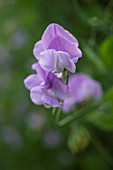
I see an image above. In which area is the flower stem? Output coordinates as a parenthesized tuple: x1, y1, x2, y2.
(57, 101, 102, 127)
(52, 107, 58, 115)
(55, 108, 62, 124)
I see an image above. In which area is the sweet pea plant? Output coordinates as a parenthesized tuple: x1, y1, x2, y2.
(24, 23, 105, 153)
(24, 23, 102, 109)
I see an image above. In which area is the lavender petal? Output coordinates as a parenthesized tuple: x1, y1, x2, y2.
(24, 74, 42, 90)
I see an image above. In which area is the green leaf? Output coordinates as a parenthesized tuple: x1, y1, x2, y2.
(103, 86, 113, 111)
(87, 110, 113, 131)
(83, 45, 106, 73)
(100, 37, 113, 69)
(87, 87, 113, 131)
(58, 101, 101, 127)
(104, 86, 113, 102)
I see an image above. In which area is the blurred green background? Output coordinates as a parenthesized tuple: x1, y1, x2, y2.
(0, 0, 113, 170)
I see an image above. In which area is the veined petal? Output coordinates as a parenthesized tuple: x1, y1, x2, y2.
(42, 23, 78, 49)
(24, 74, 42, 90)
(57, 51, 76, 73)
(48, 35, 82, 59)
(39, 49, 58, 72)
(30, 86, 44, 105)
(33, 40, 44, 59)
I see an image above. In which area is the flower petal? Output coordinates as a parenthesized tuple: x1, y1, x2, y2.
(64, 29, 79, 46)
(39, 49, 58, 72)
(53, 77, 68, 100)
(63, 73, 103, 113)
(48, 35, 82, 59)
(63, 95, 77, 113)
(57, 51, 76, 73)
(24, 74, 42, 90)
(46, 72, 68, 100)
(32, 62, 48, 82)
(68, 73, 103, 102)
(30, 86, 44, 105)
(42, 95, 61, 107)
(42, 23, 79, 49)
(39, 50, 75, 73)
(33, 40, 44, 59)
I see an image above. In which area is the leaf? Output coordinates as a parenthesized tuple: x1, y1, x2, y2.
(103, 86, 113, 102)
(100, 37, 113, 69)
(83, 46, 106, 73)
(58, 101, 101, 127)
(103, 86, 113, 111)
(86, 87, 113, 131)
(87, 110, 113, 131)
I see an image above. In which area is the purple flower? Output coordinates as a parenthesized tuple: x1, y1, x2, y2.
(33, 23, 82, 73)
(24, 64, 68, 108)
(63, 73, 103, 113)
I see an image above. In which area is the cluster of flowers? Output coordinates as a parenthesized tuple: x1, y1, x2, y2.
(24, 23, 102, 113)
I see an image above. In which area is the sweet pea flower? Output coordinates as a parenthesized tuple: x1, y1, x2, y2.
(24, 63, 68, 108)
(63, 73, 103, 113)
(33, 23, 82, 73)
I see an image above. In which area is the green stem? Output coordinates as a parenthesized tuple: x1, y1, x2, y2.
(52, 107, 58, 115)
(88, 26, 96, 46)
(58, 101, 100, 127)
(55, 108, 62, 124)
(72, 0, 88, 23)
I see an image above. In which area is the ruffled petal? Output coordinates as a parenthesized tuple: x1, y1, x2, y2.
(39, 49, 75, 73)
(48, 35, 82, 59)
(32, 62, 48, 82)
(42, 24, 56, 49)
(30, 86, 44, 105)
(63, 29, 79, 46)
(53, 77, 68, 100)
(57, 51, 76, 73)
(24, 74, 42, 90)
(33, 40, 44, 59)
(42, 95, 61, 107)
(39, 49, 58, 72)
(42, 23, 79, 49)
(46, 72, 68, 100)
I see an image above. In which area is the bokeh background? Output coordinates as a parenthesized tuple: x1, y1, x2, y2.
(0, 0, 113, 170)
